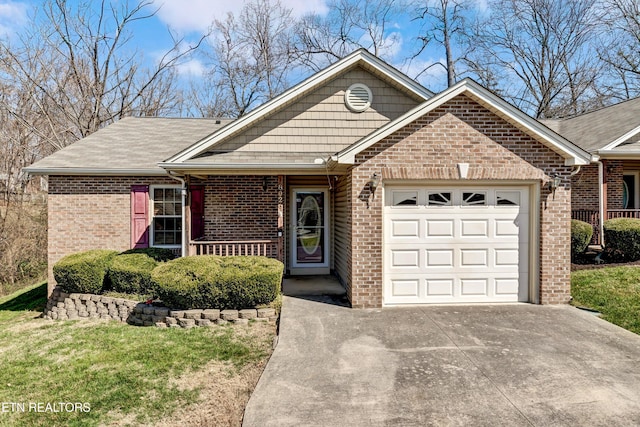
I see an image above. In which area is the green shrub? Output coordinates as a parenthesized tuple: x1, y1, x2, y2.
(151, 256, 283, 309)
(571, 219, 593, 261)
(53, 249, 118, 294)
(108, 253, 159, 295)
(603, 218, 640, 262)
(120, 247, 176, 262)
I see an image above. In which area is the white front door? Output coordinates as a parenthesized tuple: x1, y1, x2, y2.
(384, 186, 530, 304)
(291, 188, 330, 274)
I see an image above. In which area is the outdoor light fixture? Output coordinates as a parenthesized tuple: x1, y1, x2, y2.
(370, 172, 380, 191)
(262, 176, 268, 191)
(548, 174, 562, 193)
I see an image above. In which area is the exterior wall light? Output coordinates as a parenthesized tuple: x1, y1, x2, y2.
(370, 173, 380, 191)
(548, 174, 562, 193)
(262, 176, 269, 191)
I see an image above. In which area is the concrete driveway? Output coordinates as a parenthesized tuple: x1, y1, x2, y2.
(243, 295, 640, 426)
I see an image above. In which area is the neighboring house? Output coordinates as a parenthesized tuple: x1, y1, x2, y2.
(543, 98, 640, 244)
(24, 50, 592, 308)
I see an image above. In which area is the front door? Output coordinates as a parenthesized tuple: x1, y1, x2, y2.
(291, 188, 330, 274)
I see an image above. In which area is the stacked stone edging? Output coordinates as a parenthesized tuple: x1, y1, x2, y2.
(43, 287, 278, 328)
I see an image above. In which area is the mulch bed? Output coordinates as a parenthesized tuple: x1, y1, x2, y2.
(571, 251, 640, 271)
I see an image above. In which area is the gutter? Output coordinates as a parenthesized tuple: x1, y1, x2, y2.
(22, 167, 167, 176)
(158, 162, 329, 170)
(596, 159, 605, 247)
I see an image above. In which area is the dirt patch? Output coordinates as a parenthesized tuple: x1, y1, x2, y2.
(143, 322, 276, 427)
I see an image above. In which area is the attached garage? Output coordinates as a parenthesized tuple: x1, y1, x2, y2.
(383, 186, 532, 305)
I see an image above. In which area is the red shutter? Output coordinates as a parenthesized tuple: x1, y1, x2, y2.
(131, 185, 149, 248)
(190, 185, 205, 240)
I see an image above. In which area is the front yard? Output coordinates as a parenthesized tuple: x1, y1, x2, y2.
(0, 282, 276, 427)
(571, 266, 640, 335)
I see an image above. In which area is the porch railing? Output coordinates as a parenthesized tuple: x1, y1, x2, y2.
(571, 209, 600, 245)
(188, 239, 282, 260)
(571, 209, 640, 245)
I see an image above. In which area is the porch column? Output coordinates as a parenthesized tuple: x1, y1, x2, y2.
(277, 175, 284, 262)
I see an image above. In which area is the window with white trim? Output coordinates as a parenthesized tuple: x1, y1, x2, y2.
(151, 187, 182, 247)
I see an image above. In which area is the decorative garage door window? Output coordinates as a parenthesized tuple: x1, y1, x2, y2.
(427, 192, 452, 206)
(295, 192, 325, 263)
(496, 191, 520, 206)
(393, 191, 418, 206)
(151, 187, 182, 247)
(462, 192, 487, 206)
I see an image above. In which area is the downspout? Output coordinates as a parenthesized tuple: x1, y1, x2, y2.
(168, 171, 188, 257)
(595, 160, 605, 247)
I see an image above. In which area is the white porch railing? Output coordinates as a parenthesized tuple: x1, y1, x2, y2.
(188, 239, 281, 259)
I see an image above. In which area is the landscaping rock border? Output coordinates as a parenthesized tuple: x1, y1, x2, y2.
(43, 287, 278, 328)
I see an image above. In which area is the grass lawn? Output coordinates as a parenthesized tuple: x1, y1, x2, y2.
(0, 282, 276, 426)
(571, 266, 640, 334)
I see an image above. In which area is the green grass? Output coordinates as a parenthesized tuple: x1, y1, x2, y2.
(572, 266, 640, 334)
(0, 283, 275, 426)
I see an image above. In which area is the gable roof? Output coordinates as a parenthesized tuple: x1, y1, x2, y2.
(24, 117, 231, 175)
(542, 97, 640, 153)
(163, 49, 434, 165)
(335, 78, 592, 166)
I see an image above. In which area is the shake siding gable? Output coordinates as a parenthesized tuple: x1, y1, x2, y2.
(212, 67, 422, 154)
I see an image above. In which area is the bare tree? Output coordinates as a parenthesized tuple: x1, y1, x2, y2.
(0, 0, 202, 151)
(193, 0, 298, 118)
(599, 0, 640, 100)
(294, 0, 402, 71)
(412, 0, 470, 88)
(467, 0, 603, 118)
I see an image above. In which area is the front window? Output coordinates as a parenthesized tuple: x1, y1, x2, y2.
(151, 187, 182, 247)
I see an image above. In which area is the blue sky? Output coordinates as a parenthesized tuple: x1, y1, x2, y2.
(0, 0, 487, 91)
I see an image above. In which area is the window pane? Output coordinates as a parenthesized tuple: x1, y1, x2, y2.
(152, 187, 183, 247)
(428, 192, 452, 206)
(392, 191, 417, 206)
(496, 191, 520, 206)
(462, 192, 486, 206)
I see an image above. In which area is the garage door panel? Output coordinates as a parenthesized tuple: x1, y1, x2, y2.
(426, 219, 454, 237)
(426, 279, 454, 296)
(460, 279, 488, 296)
(391, 219, 420, 238)
(460, 220, 488, 237)
(384, 186, 529, 305)
(391, 250, 420, 267)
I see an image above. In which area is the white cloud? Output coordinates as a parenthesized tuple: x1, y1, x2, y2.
(177, 58, 206, 76)
(398, 57, 448, 90)
(0, 1, 28, 37)
(154, 0, 328, 33)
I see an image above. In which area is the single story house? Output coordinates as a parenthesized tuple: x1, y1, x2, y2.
(543, 99, 640, 245)
(25, 49, 593, 308)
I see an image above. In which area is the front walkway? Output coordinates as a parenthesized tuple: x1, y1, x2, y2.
(243, 293, 640, 426)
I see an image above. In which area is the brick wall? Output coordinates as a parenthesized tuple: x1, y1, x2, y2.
(47, 175, 176, 295)
(605, 160, 624, 210)
(199, 176, 279, 241)
(349, 94, 571, 308)
(571, 164, 599, 211)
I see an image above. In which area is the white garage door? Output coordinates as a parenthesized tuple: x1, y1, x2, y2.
(384, 186, 529, 304)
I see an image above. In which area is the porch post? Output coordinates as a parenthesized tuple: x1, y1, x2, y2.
(277, 175, 284, 262)
(185, 176, 192, 256)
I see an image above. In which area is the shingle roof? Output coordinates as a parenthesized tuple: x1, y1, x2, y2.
(24, 117, 232, 174)
(542, 97, 640, 153)
(186, 151, 334, 164)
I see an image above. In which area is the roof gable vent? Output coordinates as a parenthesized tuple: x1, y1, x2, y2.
(345, 83, 372, 112)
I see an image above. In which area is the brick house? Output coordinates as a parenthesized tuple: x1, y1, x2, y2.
(543, 98, 640, 245)
(25, 50, 593, 308)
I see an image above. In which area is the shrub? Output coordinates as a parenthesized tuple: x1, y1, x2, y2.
(571, 219, 593, 261)
(151, 256, 283, 309)
(603, 218, 640, 262)
(120, 247, 176, 262)
(53, 249, 118, 294)
(108, 253, 159, 295)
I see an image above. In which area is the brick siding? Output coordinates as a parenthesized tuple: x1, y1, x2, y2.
(571, 164, 599, 211)
(349, 94, 571, 308)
